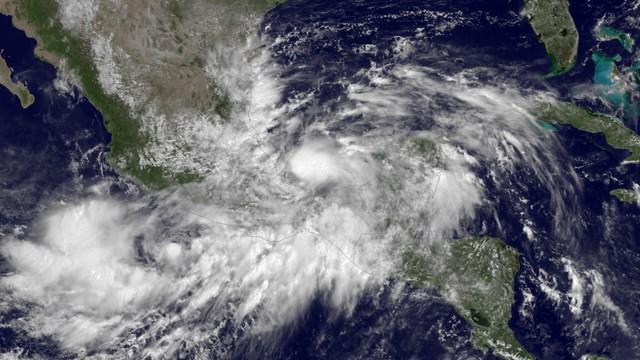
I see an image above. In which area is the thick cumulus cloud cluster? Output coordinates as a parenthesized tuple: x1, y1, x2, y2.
(289, 138, 380, 188)
(1, 192, 392, 355)
(0, 33, 579, 359)
(56, 0, 99, 32)
(1, 200, 176, 349)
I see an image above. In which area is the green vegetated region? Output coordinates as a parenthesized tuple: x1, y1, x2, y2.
(537, 102, 640, 163)
(524, 0, 579, 77)
(167, 0, 283, 17)
(12, 0, 174, 189)
(402, 237, 533, 360)
(412, 137, 441, 164)
(213, 0, 284, 13)
(537, 102, 640, 203)
(9, 0, 282, 190)
(610, 187, 640, 205)
(585, 28, 640, 204)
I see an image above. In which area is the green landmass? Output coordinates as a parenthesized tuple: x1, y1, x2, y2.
(412, 137, 440, 163)
(0, 52, 33, 108)
(610, 187, 639, 205)
(595, 23, 635, 53)
(524, 0, 579, 76)
(537, 102, 640, 163)
(402, 237, 533, 360)
(10, 0, 172, 188)
(3, 0, 282, 190)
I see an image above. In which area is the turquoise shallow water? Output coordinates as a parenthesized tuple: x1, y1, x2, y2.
(592, 52, 620, 86)
(1, 1, 640, 359)
(591, 51, 640, 121)
(536, 119, 558, 132)
(596, 25, 635, 52)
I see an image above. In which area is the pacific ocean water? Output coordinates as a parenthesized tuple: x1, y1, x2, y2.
(0, 14, 113, 358)
(1, 0, 640, 358)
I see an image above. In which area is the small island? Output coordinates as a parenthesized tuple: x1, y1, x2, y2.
(594, 22, 635, 53)
(610, 187, 640, 205)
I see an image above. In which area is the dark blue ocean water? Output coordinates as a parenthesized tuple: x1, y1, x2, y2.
(0, 0, 639, 358)
(262, 1, 640, 359)
(0, 14, 113, 358)
(0, 14, 113, 231)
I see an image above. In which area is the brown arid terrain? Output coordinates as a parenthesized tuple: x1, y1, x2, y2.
(0, 51, 33, 108)
(0, 0, 281, 188)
